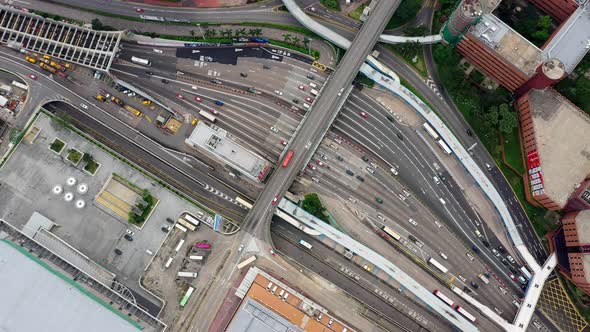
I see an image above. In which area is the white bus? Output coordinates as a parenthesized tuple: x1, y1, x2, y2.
(177, 271, 198, 278)
(422, 123, 439, 140)
(177, 218, 196, 231)
(436, 139, 453, 155)
(310, 89, 318, 96)
(455, 306, 477, 323)
(184, 214, 201, 228)
(428, 257, 448, 273)
(433, 290, 454, 307)
(189, 255, 204, 261)
(175, 239, 185, 252)
(235, 196, 254, 210)
(11, 80, 27, 90)
(131, 56, 151, 66)
(237, 255, 257, 269)
(478, 274, 490, 284)
(164, 257, 174, 268)
(174, 223, 187, 232)
(199, 110, 217, 123)
(520, 266, 533, 280)
(299, 239, 313, 250)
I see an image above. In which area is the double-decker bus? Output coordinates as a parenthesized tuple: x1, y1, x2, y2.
(380, 226, 401, 241)
(436, 139, 453, 155)
(131, 56, 151, 66)
(235, 196, 254, 210)
(455, 305, 477, 323)
(282, 150, 294, 168)
(177, 218, 196, 231)
(428, 257, 449, 273)
(433, 290, 454, 307)
(299, 239, 313, 250)
(422, 122, 440, 140)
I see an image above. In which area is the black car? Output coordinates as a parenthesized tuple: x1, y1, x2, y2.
(484, 272, 491, 278)
(356, 175, 365, 182)
(263, 64, 271, 69)
(472, 245, 480, 254)
(346, 170, 354, 176)
(509, 266, 518, 274)
(161, 79, 169, 83)
(362, 156, 369, 162)
(466, 129, 473, 136)
(146, 71, 154, 75)
(482, 240, 490, 247)
(240, 72, 248, 77)
(386, 115, 394, 122)
(166, 217, 175, 224)
(397, 133, 404, 140)
(114, 248, 123, 255)
(470, 281, 479, 289)
(292, 99, 299, 104)
(498, 245, 506, 254)
(124, 234, 133, 241)
(336, 155, 344, 161)
(502, 259, 509, 266)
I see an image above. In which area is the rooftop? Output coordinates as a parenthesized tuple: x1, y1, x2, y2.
(185, 123, 269, 182)
(0, 240, 141, 332)
(575, 210, 590, 244)
(529, 89, 590, 207)
(542, 4, 590, 73)
(471, 14, 542, 75)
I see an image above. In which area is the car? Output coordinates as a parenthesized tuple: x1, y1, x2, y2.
(346, 169, 354, 176)
(270, 126, 278, 133)
(238, 244, 245, 252)
(474, 229, 482, 238)
(366, 167, 375, 174)
(485, 163, 492, 171)
(484, 272, 491, 278)
(298, 85, 306, 91)
(166, 217, 175, 224)
(161, 225, 171, 232)
(498, 245, 506, 254)
(292, 99, 299, 104)
(269, 249, 276, 256)
(434, 220, 442, 228)
(390, 167, 398, 175)
(271, 196, 279, 205)
(175, 93, 184, 100)
(274, 90, 283, 96)
(303, 103, 310, 109)
(305, 97, 314, 103)
(161, 79, 169, 83)
(280, 139, 287, 146)
(153, 49, 163, 54)
(337, 87, 344, 96)
(124, 234, 133, 241)
(210, 109, 220, 115)
(135, 8, 144, 12)
(375, 197, 383, 204)
(263, 64, 272, 69)
(211, 79, 222, 85)
(498, 286, 508, 295)
(125, 229, 135, 236)
(509, 273, 516, 281)
(240, 72, 248, 77)
(439, 252, 448, 260)
(470, 281, 479, 289)
(492, 249, 500, 257)
(215, 100, 224, 106)
(437, 172, 447, 181)
(80, 103, 88, 109)
(194, 96, 203, 102)
(402, 188, 411, 197)
(386, 114, 395, 122)
(28, 73, 37, 80)
(336, 155, 344, 161)
(362, 156, 369, 162)
(408, 218, 418, 226)
(311, 177, 320, 183)
(482, 240, 490, 247)
(433, 176, 441, 184)
(398, 193, 407, 201)
(472, 245, 480, 254)
(502, 259, 509, 266)
(359, 111, 368, 118)
(308, 164, 317, 171)
(114, 248, 123, 255)
(397, 133, 404, 140)
(315, 159, 324, 166)
(356, 175, 364, 182)
(506, 255, 515, 264)
(320, 154, 328, 160)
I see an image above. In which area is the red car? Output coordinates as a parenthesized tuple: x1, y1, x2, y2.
(307, 164, 317, 171)
(280, 139, 287, 146)
(315, 159, 324, 166)
(305, 97, 314, 103)
(359, 111, 368, 118)
(298, 85, 306, 91)
(210, 109, 219, 115)
(28, 73, 37, 80)
(271, 196, 279, 205)
(194, 96, 203, 102)
(135, 8, 144, 12)
(176, 93, 184, 99)
(269, 249, 276, 256)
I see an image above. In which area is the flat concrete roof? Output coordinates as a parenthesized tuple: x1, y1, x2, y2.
(0, 240, 141, 332)
(529, 89, 590, 207)
(185, 123, 269, 182)
(575, 210, 590, 244)
(472, 14, 541, 75)
(542, 5, 590, 73)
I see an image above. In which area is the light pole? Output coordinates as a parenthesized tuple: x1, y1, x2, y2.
(308, 38, 312, 56)
(196, 24, 205, 41)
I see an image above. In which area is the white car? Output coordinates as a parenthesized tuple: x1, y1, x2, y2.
(390, 167, 398, 175)
(366, 167, 375, 174)
(153, 49, 163, 53)
(303, 103, 310, 109)
(311, 177, 320, 183)
(125, 229, 135, 236)
(408, 218, 418, 226)
(274, 90, 283, 96)
(80, 103, 88, 109)
(270, 127, 278, 133)
(337, 88, 344, 96)
(238, 244, 245, 252)
(433, 220, 442, 228)
(506, 255, 515, 264)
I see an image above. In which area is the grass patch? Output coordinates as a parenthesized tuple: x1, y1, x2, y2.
(49, 138, 65, 153)
(386, 0, 422, 29)
(348, 4, 367, 20)
(66, 148, 83, 165)
(83, 154, 100, 175)
(269, 39, 320, 60)
(354, 72, 375, 88)
(502, 128, 525, 174)
(385, 44, 427, 77)
(320, 0, 341, 11)
(561, 275, 590, 324)
(300, 193, 329, 223)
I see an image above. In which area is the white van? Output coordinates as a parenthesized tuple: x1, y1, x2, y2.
(390, 167, 398, 175)
(303, 103, 310, 109)
(433, 176, 441, 184)
(153, 49, 163, 53)
(439, 252, 448, 260)
(309, 82, 317, 88)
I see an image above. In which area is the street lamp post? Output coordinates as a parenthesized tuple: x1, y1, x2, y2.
(308, 38, 312, 56)
(197, 24, 205, 41)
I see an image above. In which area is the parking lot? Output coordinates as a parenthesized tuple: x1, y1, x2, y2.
(0, 112, 211, 306)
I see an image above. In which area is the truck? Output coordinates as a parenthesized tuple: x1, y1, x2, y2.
(39, 62, 57, 74)
(110, 96, 123, 106)
(124, 105, 142, 117)
(478, 274, 490, 284)
(49, 61, 64, 71)
(24, 56, 37, 64)
(177, 271, 198, 278)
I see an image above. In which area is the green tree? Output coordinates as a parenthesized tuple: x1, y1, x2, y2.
(252, 28, 263, 38)
(485, 105, 499, 126)
(189, 29, 195, 37)
(303, 37, 310, 49)
(91, 18, 103, 30)
(499, 103, 518, 134)
(282, 33, 292, 43)
(235, 28, 247, 37)
(204, 29, 217, 39)
(292, 36, 301, 47)
(247, 28, 257, 37)
(404, 26, 429, 37)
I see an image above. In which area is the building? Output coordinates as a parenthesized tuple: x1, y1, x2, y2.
(223, 266, 353, 332)
(516, 88, 590, 210)
(549, 210, 590, 296)
(185, 123, 270, 183)
(444, 0, 590, 94)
